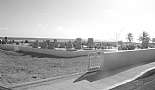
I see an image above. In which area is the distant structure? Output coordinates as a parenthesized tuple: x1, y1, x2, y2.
(0, 37, 110, 50)
(88, 38, 94, 48)
(53, 39, 58, 48)
(0, 37, 8, 44)
(152, 38, 155, 43)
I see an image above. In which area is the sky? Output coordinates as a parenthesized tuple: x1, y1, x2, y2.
(0, 0, 155, 42)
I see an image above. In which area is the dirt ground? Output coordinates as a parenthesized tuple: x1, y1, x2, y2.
(0, 49, 89, 86)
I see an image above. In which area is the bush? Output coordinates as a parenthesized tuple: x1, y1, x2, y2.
(59, 42, 66, 48)
(66, 41, 73, 49)
(148, 44, 155, 48)
(47, 42, 55, 49)
(118, 44, 136, 50)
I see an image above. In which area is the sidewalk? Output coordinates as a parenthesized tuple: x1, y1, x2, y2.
(25, 62, 155, 90)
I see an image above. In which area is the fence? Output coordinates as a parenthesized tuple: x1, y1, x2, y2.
(87, 52, 103, 72)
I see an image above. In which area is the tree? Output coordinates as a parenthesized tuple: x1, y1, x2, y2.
(53, 39, 58, 48)
(74, 38, 82, 49)
(139, 31, 150, 49)
(32, 40, 39, 48)
(127, 33, 133, 42)
(24, 40, 29, 43)
(2, 36, 8, 44)
(65, 41, 73, 49)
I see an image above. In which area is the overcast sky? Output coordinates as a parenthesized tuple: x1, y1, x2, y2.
(0, 0, 155, 42)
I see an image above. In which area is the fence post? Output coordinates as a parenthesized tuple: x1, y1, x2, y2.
(88, 53, 90, 71)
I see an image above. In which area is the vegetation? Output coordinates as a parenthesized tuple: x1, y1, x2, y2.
(24, 40, 29, 43)
(59, 42, 66, 48)
(32, 40, 39, 48)
(118, 44, 136, 50)
(1, 31, 154, 50)
(139, 31, 150, 49)
(118, 33, 136, 50)
(74, 38, 82, 49)
(65, 41, 73, 49)
(127, 33, 133, 42)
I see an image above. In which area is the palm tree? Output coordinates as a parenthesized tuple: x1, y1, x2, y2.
(139, 31, 150, 49)
(127, 33, 133, 42)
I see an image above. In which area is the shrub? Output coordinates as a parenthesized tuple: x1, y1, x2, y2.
(118, 44, 136, 50)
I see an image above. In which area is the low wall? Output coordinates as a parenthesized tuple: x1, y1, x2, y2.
(101, 49, 155, 71)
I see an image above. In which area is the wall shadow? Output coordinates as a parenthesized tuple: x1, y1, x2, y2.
(74, 62, 151, 83)
(16, 51, 87, 58)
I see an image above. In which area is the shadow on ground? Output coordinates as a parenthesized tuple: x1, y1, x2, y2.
(74, 62, 152, 83)
(0, 86, 11, 90)
(0, 49, 88, 58)
(16, 51, 87, 58)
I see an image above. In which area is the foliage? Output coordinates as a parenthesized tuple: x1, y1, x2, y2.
(24, 40, 29, 43)
(139, 31, 150, 49)
(118, 44, 136, 50)
(47, 42, 55, 49)
(74, 38, 82, 49)
(32, 40, 39, 48)
(65, 41, 73, 49)
(127, 33, 133, 42)
(59, 42, 66, 48)
(136, 44, 142, 49)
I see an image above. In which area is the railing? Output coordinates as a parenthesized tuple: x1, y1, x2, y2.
(87, 51, 103, 72)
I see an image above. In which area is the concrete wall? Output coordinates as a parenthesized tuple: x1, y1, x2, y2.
(100, 49, 155, 71)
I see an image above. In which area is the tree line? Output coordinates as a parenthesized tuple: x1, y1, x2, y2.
(0, 31, 153, 50)
(119, 31, 151, 50)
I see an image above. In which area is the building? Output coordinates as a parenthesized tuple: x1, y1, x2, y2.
(88, 38, 94, 48)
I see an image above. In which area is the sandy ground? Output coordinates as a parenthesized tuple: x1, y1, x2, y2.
(0, 49, 89, 86)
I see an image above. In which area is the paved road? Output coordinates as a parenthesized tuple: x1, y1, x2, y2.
(15, 62, 155, 90)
